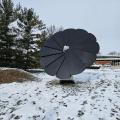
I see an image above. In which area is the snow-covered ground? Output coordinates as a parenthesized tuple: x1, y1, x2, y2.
(0, 68, 120, 120)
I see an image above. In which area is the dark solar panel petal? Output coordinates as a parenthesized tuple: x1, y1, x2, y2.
(70, 41, 99, 54)
(80, 42, 100, 54)
(44, 37, 62, 51)
(72, 49, 96, 67)
(53, 31, 65, 48)
(88, 33, 97, 42)
(40, 53, 64, 67)
(66, 29, 89, 46)
(40, 46, 62, 57)
(56, 50, 87, 79)
(45, 55, 65, 76)
(56, 57, 71, 79)
(64, 49, 86, 75)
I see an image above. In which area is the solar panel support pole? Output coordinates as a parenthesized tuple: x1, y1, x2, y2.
(59, 75, 75, 84)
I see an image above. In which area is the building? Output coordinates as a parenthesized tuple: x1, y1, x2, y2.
(96, 55, 120, 66)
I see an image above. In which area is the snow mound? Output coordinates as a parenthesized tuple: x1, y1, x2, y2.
(0, 68, 36, 84)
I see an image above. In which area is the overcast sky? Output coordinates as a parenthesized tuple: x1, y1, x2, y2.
(13, 0, 120, 55)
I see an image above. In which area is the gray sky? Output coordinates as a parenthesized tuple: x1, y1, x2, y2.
(13, 0, 120, 55)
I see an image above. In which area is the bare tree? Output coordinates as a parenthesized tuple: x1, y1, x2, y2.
(108, 51, 119, 56)
(46, 25, 63, 37)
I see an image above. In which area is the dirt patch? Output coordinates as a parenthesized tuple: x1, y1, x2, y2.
(0, 68, 36, 84)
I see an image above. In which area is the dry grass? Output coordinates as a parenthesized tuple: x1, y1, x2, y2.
(0, 68, 36, 84)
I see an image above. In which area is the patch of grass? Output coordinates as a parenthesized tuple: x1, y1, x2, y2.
(0, 68, 36, 84)
(46, 79, 77, 87)
(46, 79, 60, 88)
(46, 79, 87, 96)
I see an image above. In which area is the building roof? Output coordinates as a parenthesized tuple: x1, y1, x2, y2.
(97, 55, 120, 60)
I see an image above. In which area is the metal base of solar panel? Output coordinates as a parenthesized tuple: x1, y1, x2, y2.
(59, 80, 75, 84)
(59, 76, 75, 84)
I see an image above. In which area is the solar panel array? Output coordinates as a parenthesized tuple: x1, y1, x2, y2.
(40, 29, 100, 79)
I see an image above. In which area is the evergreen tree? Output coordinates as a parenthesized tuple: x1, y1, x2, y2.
(0, 0, 20, 67)
(17, 8, 45, 70)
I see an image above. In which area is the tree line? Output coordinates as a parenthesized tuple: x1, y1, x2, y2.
(0, 0, 63, 70)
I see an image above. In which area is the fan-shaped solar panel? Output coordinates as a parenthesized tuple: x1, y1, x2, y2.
(40, 29, 100, 79)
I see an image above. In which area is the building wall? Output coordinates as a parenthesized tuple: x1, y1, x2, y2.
(95, 60, 112, 65)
